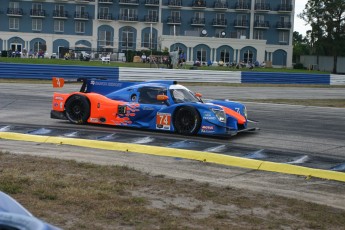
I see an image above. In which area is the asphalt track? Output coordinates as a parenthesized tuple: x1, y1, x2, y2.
(0, 83, 345, 182)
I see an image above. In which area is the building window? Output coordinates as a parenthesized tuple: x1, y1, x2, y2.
(75, 21, 85, 33)
(76, 5, 85, 15)
(9, 18, 19, 30)
(33, 41, 46, 53)
(121, 27, 134, 51)
(243, 50, 253, 63)
(120, 8, 137, 21)
(99, 30, 112, 47)
(147, 9, 158, 22)
(32, 19, 42, 31)
(32, 3, 42, 11)
(220, 49, 230, 63)
(142, 32, 156, 49)
(237, 29, 247, 39)
(196, 48, 206, 62)
(215, 29, 226, 38)
(54, 20, 64, 32)
(254, 30, 264, 40)
(170, 25, 180, 36)
(279, 31, 289, 43)
(9, 1, 19, 8)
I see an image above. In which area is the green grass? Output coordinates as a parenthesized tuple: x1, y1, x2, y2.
(0, 57, 329, 74)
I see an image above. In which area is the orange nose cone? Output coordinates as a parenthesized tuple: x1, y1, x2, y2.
(221, 107, 246, 125)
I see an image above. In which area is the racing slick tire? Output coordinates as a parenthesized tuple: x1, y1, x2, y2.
(65, 94, 90, 124)
(173, 106, 201, 135)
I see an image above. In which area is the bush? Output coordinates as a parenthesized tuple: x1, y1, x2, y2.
(294, 63, 304, 69)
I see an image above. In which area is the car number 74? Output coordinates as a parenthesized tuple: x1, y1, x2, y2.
(156, 113, 171, 130)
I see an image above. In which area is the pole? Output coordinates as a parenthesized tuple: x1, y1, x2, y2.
(150, 23, 153, 68)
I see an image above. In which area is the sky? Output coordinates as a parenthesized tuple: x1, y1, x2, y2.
(294, 0, 311, 36)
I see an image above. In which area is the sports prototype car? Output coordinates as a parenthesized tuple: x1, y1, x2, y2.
(51, 78, 257, 136)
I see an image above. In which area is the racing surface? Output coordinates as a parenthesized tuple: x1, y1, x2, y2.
(1, 83, 345, 173)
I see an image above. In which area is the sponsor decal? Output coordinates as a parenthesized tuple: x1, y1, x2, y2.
(156, 113, 171, 130)
(203, 116, 216, 120)
(90, 81, 123, 87)
(89, 118, 99, 123)
(60, 102, 63, 109)
(54, 96, 64, 101)
(201, 125, 215, 133)
(143, 107, 155, 111)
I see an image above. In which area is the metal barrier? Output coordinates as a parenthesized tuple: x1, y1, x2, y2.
(0, 63, 119, 80)
(0, 63, 344, 85)
(242, 72, 331, 85)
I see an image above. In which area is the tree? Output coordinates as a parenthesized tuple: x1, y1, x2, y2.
(292, 31, 310, 64)
(299, 0, 345, 73)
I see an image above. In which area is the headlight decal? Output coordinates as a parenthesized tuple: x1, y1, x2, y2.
(211, 108, 226, 123)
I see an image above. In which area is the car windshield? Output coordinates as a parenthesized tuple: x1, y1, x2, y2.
(170, 88, 200, 104)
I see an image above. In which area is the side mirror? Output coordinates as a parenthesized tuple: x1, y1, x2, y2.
(157, 95, 169, 101)
(195, 92, 202, 98)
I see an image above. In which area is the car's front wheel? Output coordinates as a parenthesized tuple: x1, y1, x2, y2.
(65, 94, 90, 124)
(173, 106, 201, 135)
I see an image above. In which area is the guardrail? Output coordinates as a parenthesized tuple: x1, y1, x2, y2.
(0, 63, 344, 85)
(0, 63, 119, 80)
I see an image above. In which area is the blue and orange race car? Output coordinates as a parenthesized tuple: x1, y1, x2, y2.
(51, 78, 257, 136)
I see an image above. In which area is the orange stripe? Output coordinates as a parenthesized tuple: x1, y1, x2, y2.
(220, 106, 246, 125)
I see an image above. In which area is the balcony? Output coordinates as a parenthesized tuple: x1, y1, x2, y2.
(235, 2, 250, 11)
(7, 8, 23, 16)
(30, 9, 46, 17)
(53, 10, 68, 19)
(119, 14, 139, 22)
(214, 1, 228, 10)
(191, 17, 205, 26)
(75, 0, 93, 3)
(119, 0, 139, 5)
(167, 16, 181, 24)
(276, 21, 291, 30)
(99, 0, 113, 3)
(277, 4, 293, 12)
(168, 0, 182, 8)
(254, 21, 269, 29)
(98, 13, 113, 21)
(145, 0, 159, 6)
(255, 3, 270, 11)
(143, 15, 158, 23)
(74, 12, 89, 20)
(233, 20, 249, 28)
(192, 0, 206, 8)
(212, 18, 227, 27)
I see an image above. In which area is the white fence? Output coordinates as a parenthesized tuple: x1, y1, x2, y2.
(119, 68, 241, 83)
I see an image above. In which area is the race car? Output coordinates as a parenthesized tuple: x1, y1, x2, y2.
(51, 77, 257, 136)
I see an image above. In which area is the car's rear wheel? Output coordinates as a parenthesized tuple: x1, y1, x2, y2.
(65, 94, 90, 124)
(173, 106, 201, 135)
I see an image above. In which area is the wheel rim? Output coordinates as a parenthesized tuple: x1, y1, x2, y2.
(69, 101, 84, 121)
(176, 109, 198, 134)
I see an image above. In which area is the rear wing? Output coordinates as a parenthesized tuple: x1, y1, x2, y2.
(52, 77, 178, 95)
(81, 78, 136, 95)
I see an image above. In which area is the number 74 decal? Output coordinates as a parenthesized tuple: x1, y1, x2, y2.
(156, 113, 171, 130)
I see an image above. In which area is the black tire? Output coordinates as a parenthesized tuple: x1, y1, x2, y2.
(65, 94, 90, 124)
(173, 106, 201, 135)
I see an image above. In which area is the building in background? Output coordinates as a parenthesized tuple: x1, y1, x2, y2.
(0, 0, 295, 67)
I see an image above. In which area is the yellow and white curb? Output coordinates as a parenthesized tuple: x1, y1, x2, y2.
(1, 131, 345, 182)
